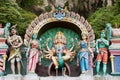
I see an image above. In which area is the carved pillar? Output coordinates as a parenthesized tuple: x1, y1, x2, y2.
(110, 55, 115, 73)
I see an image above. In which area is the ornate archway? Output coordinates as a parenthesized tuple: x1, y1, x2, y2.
(24, 7, 95, 47)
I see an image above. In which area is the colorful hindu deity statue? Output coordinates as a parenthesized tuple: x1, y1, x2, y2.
(95, 30, 109, 75)
(43, 31, 75, 75)
(77, 32, 93, 74)
(0, 23, 8, 76)
(26, 33, 40, 73)
(7, 24, 23, 74)
(105, 23, 120, 74)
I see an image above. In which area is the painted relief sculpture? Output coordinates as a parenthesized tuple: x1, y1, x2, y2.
(0, 23, 8, 76)
(77, 32, 93, 74)
(43, 31, 75, 76)
(95, 30, 109, 75)
(26, 33, 40, 73)
(7, 24, 23, 74)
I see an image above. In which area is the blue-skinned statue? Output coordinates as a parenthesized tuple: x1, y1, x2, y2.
(77, 32, 93, 74)
(95, 30, 109, 75)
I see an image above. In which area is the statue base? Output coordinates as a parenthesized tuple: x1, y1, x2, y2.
(94, 75, 120, 80)
(4, 74, 23, 80)
(40, 74, 93, 80)
(0, 74, 120, 80)
(24, 73, 39, 80)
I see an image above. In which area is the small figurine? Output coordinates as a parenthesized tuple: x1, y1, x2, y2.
(77, 32, 93, 74)
(27, 33, 40, 73)
(7, 24, 23, 74)
(95, 30, 109, 75)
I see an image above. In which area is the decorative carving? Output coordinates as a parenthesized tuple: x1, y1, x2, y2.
(106, 23, 120, 74)
(0, 23, 8, 76)
(24, 7, 95, 47)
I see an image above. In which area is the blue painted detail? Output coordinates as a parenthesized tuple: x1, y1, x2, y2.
(0, 44, 8, 49)
(57, 51, 62, 59)
(53, 6, 65, 20)
(114, 56, 120, 72)
(57, 47, 64, 68)
(0, 70, 4, 76)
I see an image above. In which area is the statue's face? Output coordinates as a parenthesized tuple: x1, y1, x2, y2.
(101, 31, 105, 38)
(52, 47, 55, 52)
(82, 35, 87, 40)
(11, 29, 17, 35)
(106, 23, 111, 27)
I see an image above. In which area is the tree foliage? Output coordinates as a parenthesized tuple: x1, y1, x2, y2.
(0, 0, 120, 39)
(88, 1, 120, 38)
(0, 0, 36, 37)
(17, 0, 44, 10)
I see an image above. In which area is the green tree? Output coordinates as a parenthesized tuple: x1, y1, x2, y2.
(0, 0, 36, 36)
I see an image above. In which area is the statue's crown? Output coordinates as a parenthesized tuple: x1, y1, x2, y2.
(10, 24, 17, 30)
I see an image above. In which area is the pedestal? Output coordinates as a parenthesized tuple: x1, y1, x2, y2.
(40, 74, 94, 80)
(94, 75, 120, 80)
(4, 74, 23, 80)
(24, 73, 39, 80)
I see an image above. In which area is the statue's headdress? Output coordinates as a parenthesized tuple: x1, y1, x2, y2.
(101, 30, 105, 34)
(55, 0, 68, 7)
(10, 24, 17, 30)
(81, 31, 88, 37)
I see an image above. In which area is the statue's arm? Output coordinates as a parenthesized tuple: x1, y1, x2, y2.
(77, 41, 81, 50)
(18, 36, 23, 47)
(43, 50, 50, 54)
(102, 39, 109, 46)
(69, 43, 74, 52)
(95, 39, 99, 53)
(46, 41, 51, 51)
(77, 53, 79, 66)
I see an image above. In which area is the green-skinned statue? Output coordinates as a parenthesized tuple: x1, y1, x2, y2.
(95, 30, 109, 75)
(4, 22, 11, 38)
